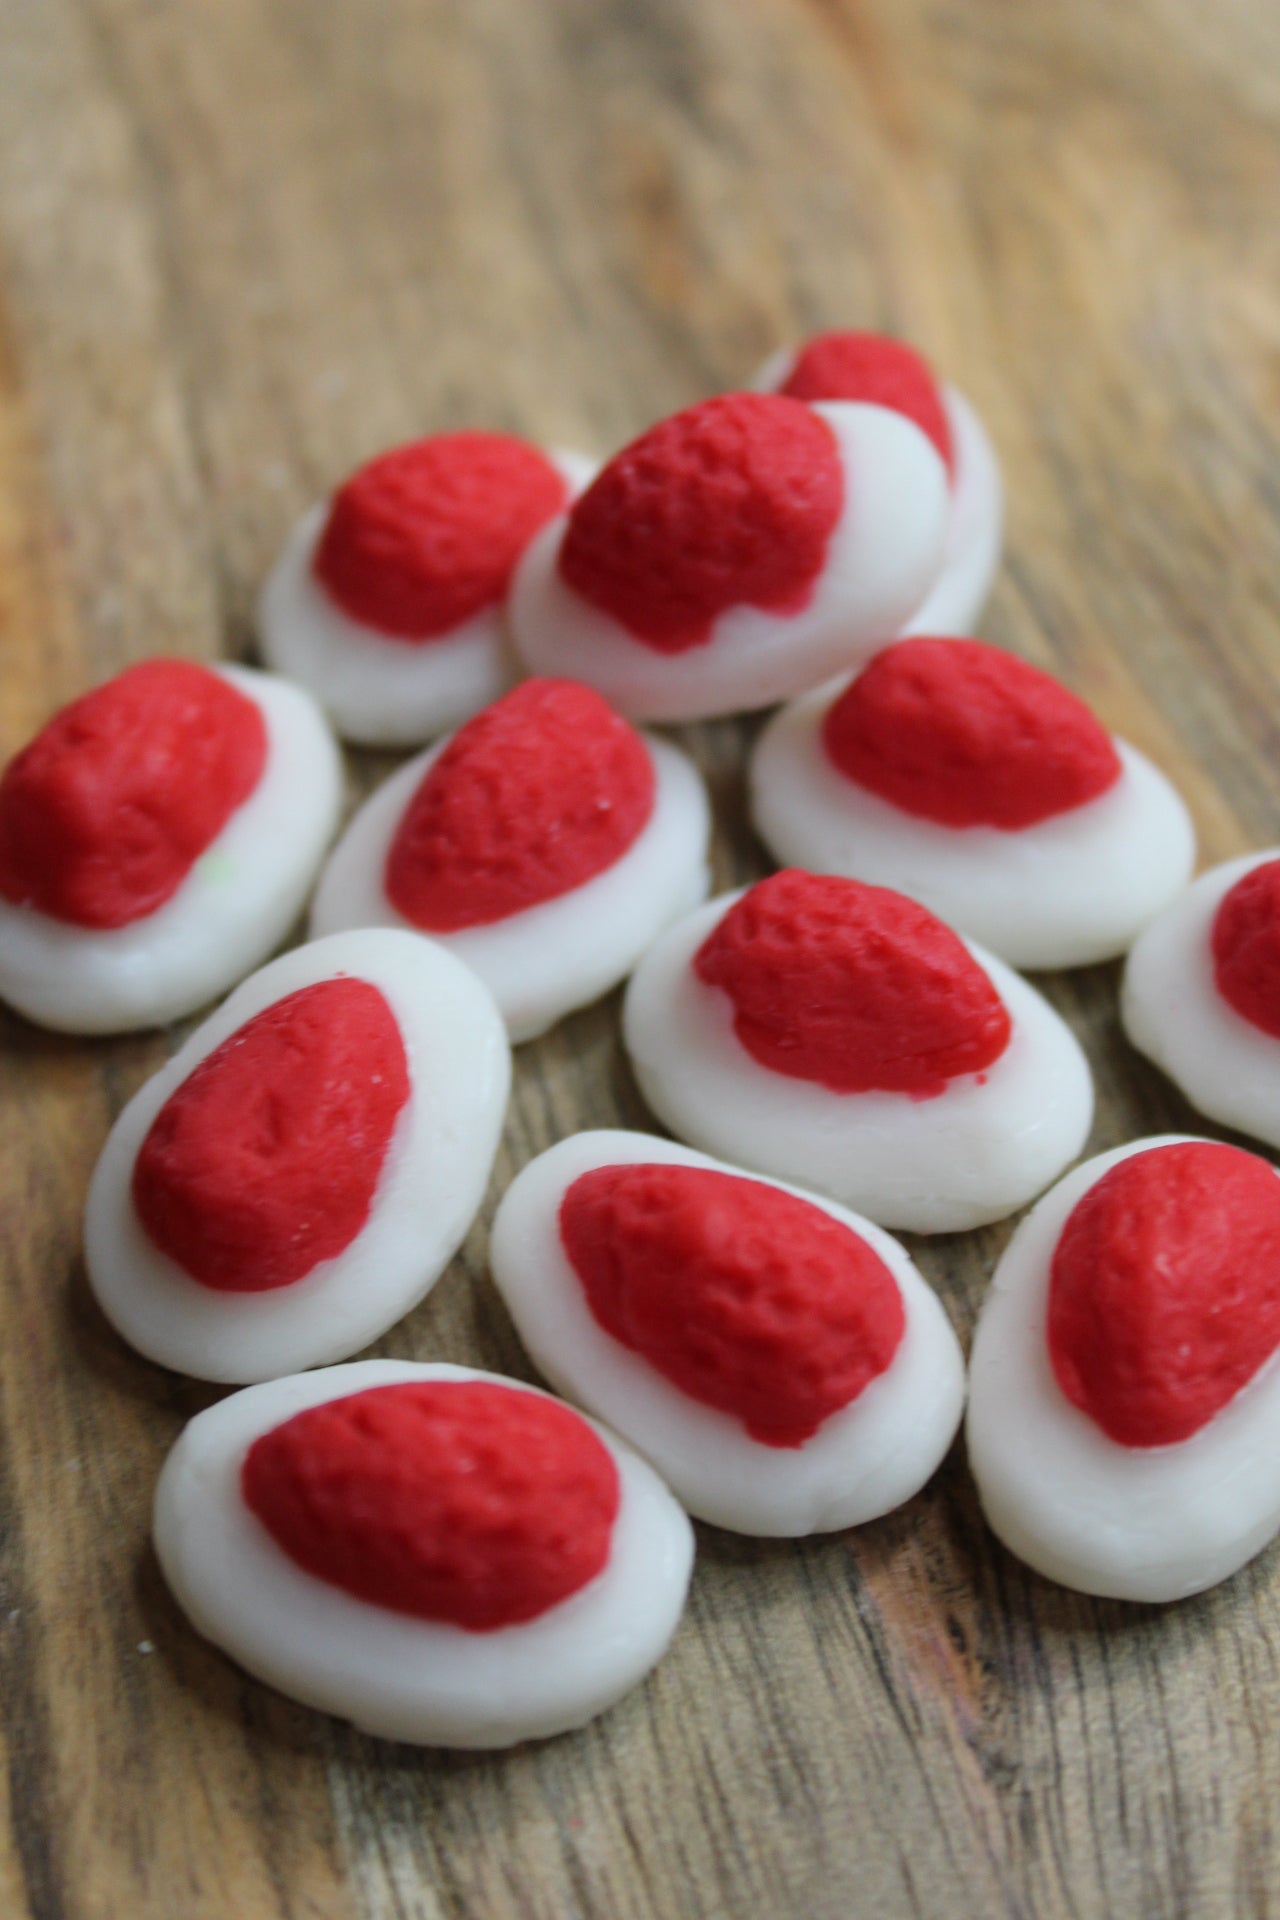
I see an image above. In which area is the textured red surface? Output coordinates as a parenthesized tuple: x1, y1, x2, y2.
(694, 870, 1011, 1097)
(1213, 859, 1280, 1040)
(557, 394, 842, 652)
(385, 677, 655, 930)
(314, 431, 567, 639)
(241, 1381, 620, 1629)
(0, 660, 267, 929)
(779, 332, 954, 474)
(823, 638, 1121, 829)
(561, 1162, 905, 1447)
(1048, 1143, 1280, 1447)
(133, 979, 409, 1292)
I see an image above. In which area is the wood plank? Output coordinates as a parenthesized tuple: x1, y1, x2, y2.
(1, 0, 1280, 1914)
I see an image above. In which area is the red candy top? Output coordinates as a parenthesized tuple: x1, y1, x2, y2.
(313, 432, 568, 641)
(133, 978, 410, 1292)
(241, 1380, 619, 1629)
(1212, 859, 1280, 1040)
(0, 660, 267, 930)
(385, 678, 655, 931)
(823, 639, 1122, 830)
(560, 1162, 904, 1447)
(1048, 1143, 1280, 1448)
(695, 870, 1011, 1098)
(557, 394, 843, 653)
(779, 332, 954, 475)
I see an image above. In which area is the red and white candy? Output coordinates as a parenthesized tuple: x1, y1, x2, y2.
(0, 659, 341, 1033)
(490, 1131, 965, 1535)
(1123, 849, 1280, 1150)
(259, 432, 595, 746)
(622, 870, 1093, 1233)
(153, 1361, 694, 1746)
(753, 331, 1002, 638)
(751, 638, 1194, 969)
(967, 1137, 1280, 1599)
(509, 392, 948, 720)
(85, 930, 510, 1381)
(310, 677, 711, 1041)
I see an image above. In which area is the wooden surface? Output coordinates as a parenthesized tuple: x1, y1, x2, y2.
(2, 1, 1280, 1915)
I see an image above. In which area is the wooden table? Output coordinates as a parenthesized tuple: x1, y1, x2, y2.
(3, 1, 1280, 1914)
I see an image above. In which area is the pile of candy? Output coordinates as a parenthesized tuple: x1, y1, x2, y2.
(5, 332, 1280, 1751)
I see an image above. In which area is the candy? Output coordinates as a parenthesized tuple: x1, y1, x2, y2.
(311, 678, 710, 1041)
(259, 433, 595, 746)
(490, 1132, 965, 1535)
(85, 930, 510, 1382)
(751, 639, 1194, 968)
(753, 332, 1003, 639)
(0, 661, 341, 1034)
(623, 872, 1093, 1233)
(968, 1137, 1280, 1600)
(1123, 849, 1280, 1150)
(153, 1361, 694, 1746)
(509, 394, 948, 720)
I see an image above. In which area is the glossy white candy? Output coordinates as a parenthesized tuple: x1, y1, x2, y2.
(84, 931, 510, 1382)
(508, 404, 948, 722)
(622, 890, 1094, 1234)
(751, 681, 1195, 970)
(258, 451, 596, 748)
(754, 348, 1002, 640)
(1123, 850, 1280, 1150)
(310, 731, 711, 1043)
(490, 1131, 966, 1535)
(0, 665, 341, 1035)
(153, 1360, 695, 1747)
(967, 1136, 1280, 1601)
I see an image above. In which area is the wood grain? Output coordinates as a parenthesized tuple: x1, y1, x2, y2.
(2, 0, 1280, 1915)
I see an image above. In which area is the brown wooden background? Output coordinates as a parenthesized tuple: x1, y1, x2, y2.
(3, 1, 1280, 1915)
